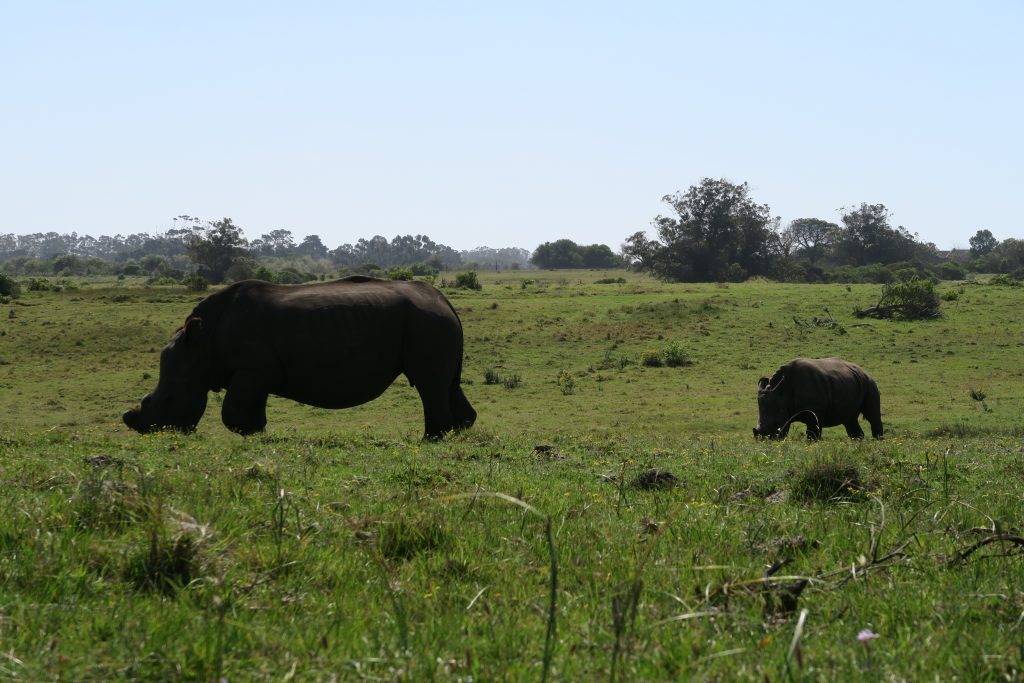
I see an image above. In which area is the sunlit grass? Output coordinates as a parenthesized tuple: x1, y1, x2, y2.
(0, 272, 1022, 679)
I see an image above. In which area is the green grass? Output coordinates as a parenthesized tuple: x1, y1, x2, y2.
(0, 271, 1022, 680)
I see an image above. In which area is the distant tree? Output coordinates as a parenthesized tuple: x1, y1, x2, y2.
(531, 240, 584, 268)
(52, 254, 86, 275)
(252, 229, 296, 256)
(185, 217, 250, 283)
(530, 240, 619, 269)
(979, 237, 1024, 274)
(623, 178, 782, 282)
(331, 234, 462, 269)
(835, 203, 917, 266)
(296, 234, 329, 260)
(969, 229, 998, 257)
(140, 254, 169, 275)
(580, 244, 622, 268)
(784, 218, 840, 265)
(460, 246, 532, 270)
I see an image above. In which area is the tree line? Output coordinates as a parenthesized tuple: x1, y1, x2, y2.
(624, 178, 1023, 283)
(0, 216, 534, 284)
(2, 179, 1020, 286)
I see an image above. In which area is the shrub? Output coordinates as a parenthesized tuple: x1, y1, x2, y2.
(502, 374, 522, 389)
(988, 274, 1022, 287)
(937, 261, 966, 280)
(145, 276, 180, 286)
(595, 277, 626, 285)
(641, 350, 663, 367)
(276, 268, 316, 284)
(484, 368, 501, 385)
(409, 262, 439, 276)
(854, 277, 941, 320)
(454, 271, 482, 290)
(557, 369, 576, 395)
(252, 266, 277, 283)
(940, 288, 962, 302)
(387, 267, 414, 281)
(183, 274, 209, 292)
(663, 341, 692, 367)
(0, 272, 20, 298)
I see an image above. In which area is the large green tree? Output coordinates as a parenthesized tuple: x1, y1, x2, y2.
(783, 218, 840, 265)
(623, 178, 782, 282)
(530, 239, 620, 269)
(969, 229, 998, 257)
(185, 217, 250, 283)
(835, 203, 917, 266)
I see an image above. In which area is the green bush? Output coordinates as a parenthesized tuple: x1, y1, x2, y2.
(454, 271, 482, 290)
(988, 274, 1022, 287)
(557, 369, 576, 395)
(855, 277, 941, 320)
(641, 350, 663, 367)
(252, 266, 277, 283)
(0, 272, 20, 298)
(663, 341, 692, 367)
(183, 274, 209, 292)
(387, 267, 414, 281)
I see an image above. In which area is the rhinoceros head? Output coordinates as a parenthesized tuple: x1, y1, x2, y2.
(123, 317, 209, 434)
(753, 374, 787, 439)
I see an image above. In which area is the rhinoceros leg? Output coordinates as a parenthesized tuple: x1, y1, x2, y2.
(222, 372, 268, 435)
(414, 380, 456, 440)
(450, 383, 476, 430)
(844, 420, 865, 439)
(863, 385, 884, 438)
(804, 420, 821, 440)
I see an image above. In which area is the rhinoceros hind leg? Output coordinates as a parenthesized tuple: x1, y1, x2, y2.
(863, 383, 884, 438)
(450, 384, 476, 430)
(222, 373, 268, 435)
(844, 421, 865, 439)
(416, 382, 456, 440)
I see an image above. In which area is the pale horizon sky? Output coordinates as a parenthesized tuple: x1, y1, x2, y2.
(3, 1, 1021, 253)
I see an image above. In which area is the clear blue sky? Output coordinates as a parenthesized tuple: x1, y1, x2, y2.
(2, 1, 1021, 252)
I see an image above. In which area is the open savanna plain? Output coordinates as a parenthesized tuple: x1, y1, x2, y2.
(1, 270, 1023, 681)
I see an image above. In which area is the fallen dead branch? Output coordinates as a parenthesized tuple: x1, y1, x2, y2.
(948, 534, 1024, 566)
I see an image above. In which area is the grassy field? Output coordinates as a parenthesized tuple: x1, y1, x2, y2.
(1, 270, 1023, 680)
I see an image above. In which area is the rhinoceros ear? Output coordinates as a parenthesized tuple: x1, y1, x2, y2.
(758, 377, 770, 391)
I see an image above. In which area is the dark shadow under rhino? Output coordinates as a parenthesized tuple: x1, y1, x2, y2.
(753, 357, 882, 440)
(123, 277, 476, 439)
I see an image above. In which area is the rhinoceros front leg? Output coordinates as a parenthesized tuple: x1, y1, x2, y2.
(222, 371, 268, 435)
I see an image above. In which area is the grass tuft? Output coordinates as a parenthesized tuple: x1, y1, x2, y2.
(378, 514, 452, 561)
(789, 456, 865, 503)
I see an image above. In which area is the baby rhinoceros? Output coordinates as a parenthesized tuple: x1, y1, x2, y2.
(753, 358, 883, 440)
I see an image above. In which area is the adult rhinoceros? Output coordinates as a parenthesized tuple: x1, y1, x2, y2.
(123, 277, 476, 439)
(753, 358, 882, 440)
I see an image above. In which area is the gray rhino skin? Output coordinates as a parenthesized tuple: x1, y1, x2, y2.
(753, 358, 882, 440)
(123, 276, 476, 439)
